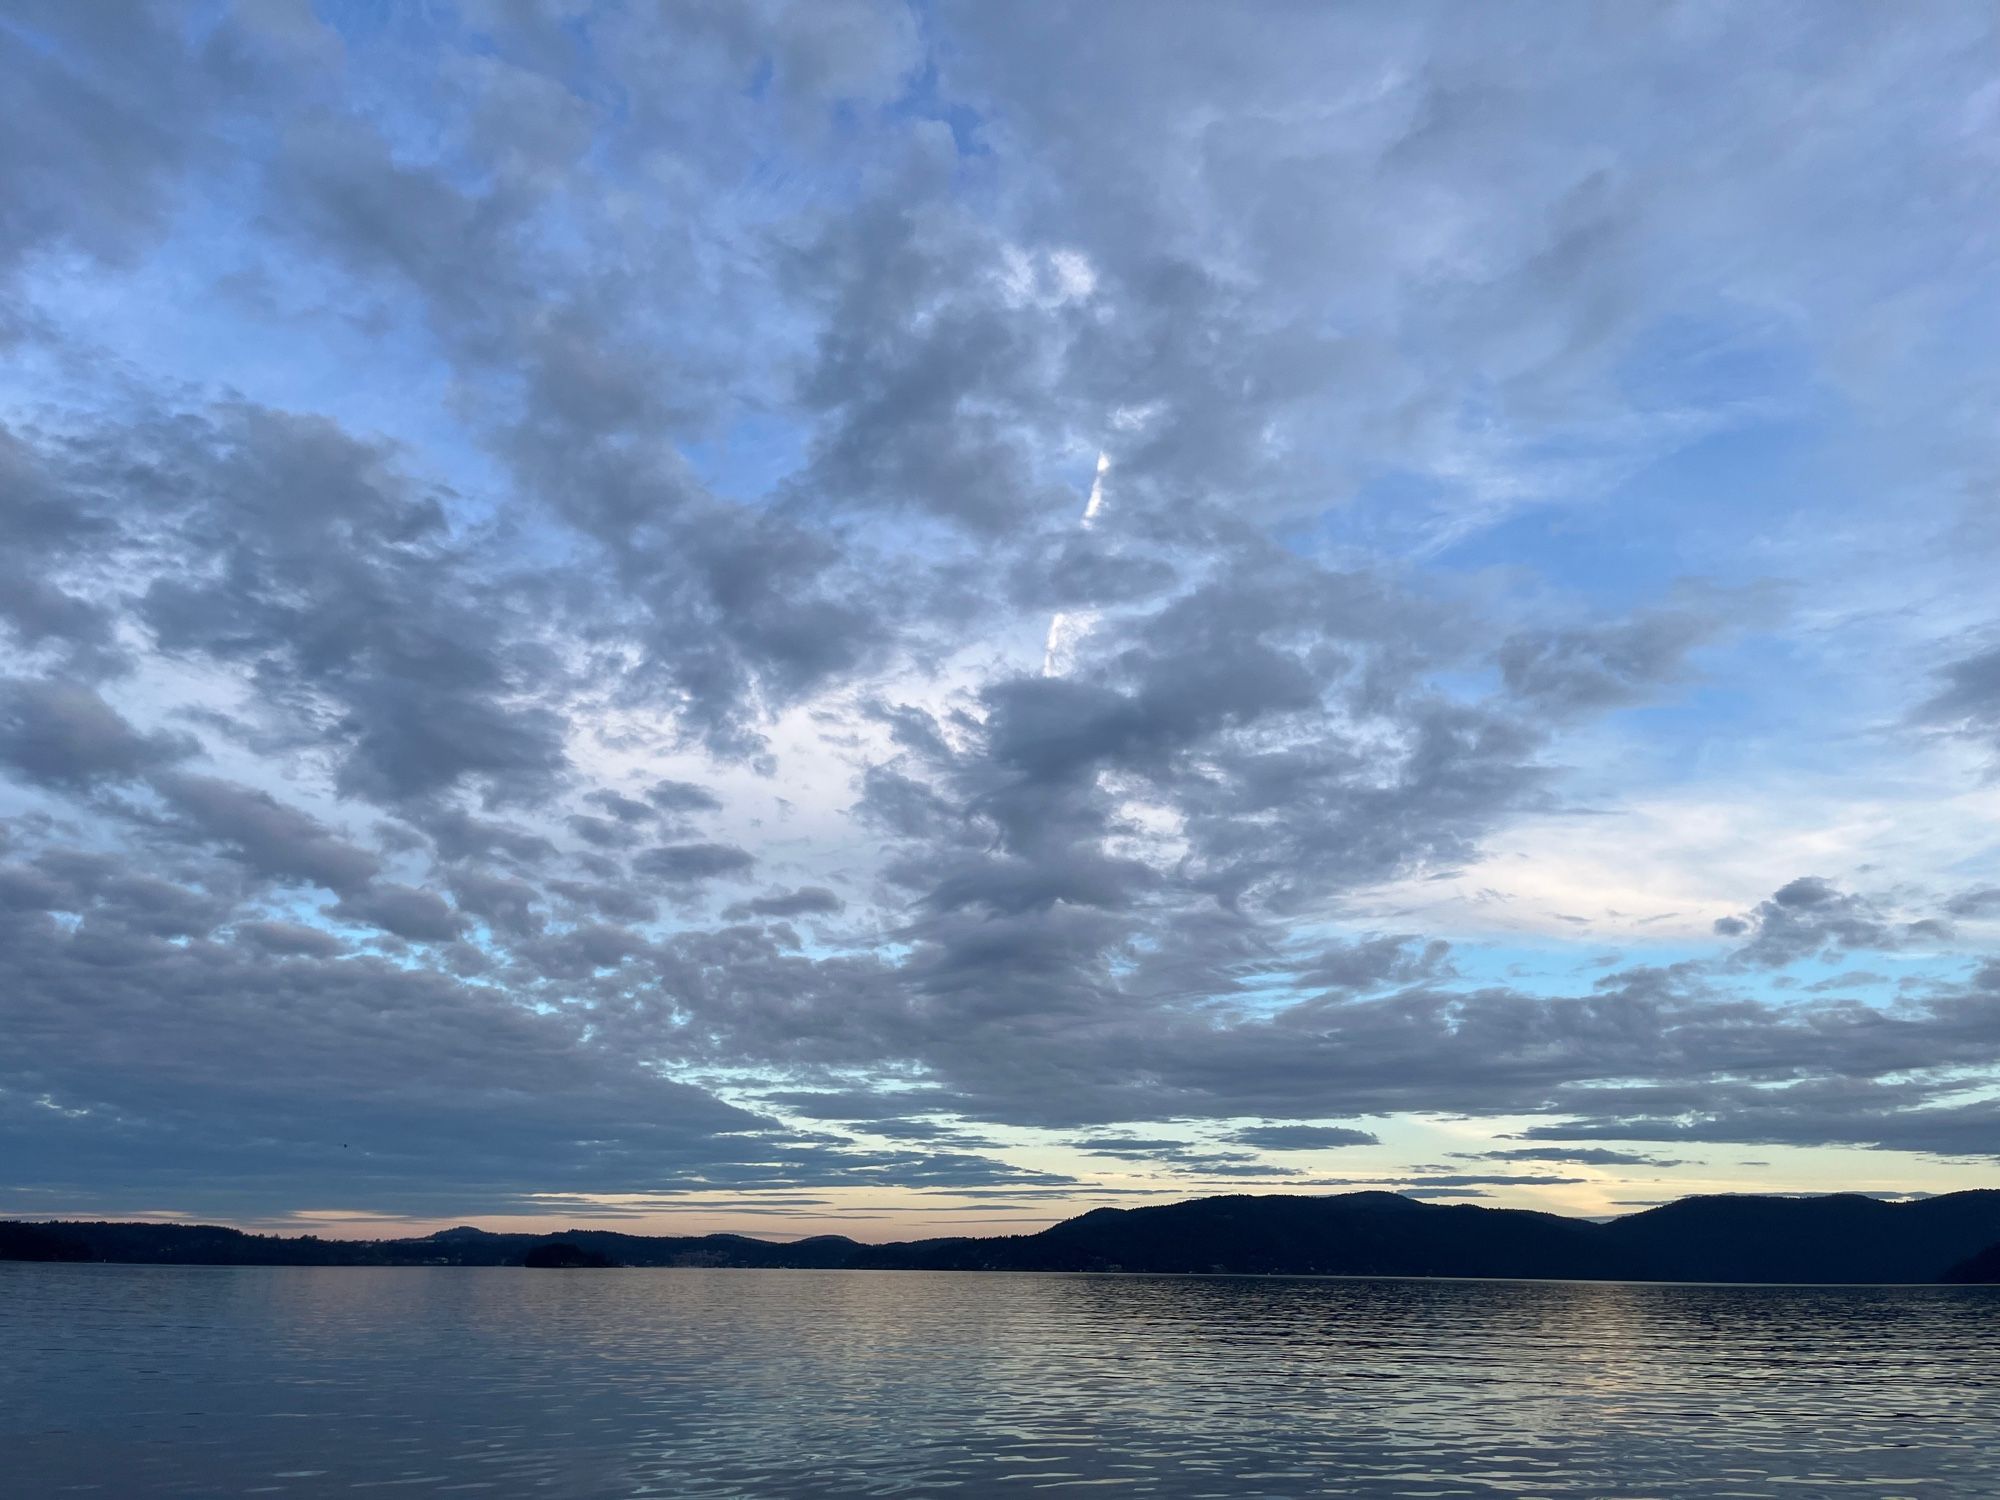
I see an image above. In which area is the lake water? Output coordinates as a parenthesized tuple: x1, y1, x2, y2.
(5, 1265, 1998, 1497)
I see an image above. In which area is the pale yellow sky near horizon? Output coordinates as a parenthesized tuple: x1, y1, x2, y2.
(48, 1137, 1990, 1243)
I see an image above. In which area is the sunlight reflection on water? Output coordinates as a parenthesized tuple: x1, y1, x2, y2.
(5, 1265, 1996, 1497)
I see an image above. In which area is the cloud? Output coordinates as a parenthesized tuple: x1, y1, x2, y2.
(724, 885, 847, 921)
(633, 842, 758, 885)
(4, 2, 2000, 1222)
(1470, 1147, 1689, 1169)
(1918, 643, 2000, 767)
(645, 780, 724, 815)
(1230, 1125, 1381, 1151)
(1947, 887, 2000, 919)
(1496, 605, 1722, 717)
(1717, 877, 1939, 968)
(330, 883, 466, 944)
(0, 3, 255, 281)
(0, 680, 194, 788)
(149, 772, 380, 894)
(233, 920, 346, 959)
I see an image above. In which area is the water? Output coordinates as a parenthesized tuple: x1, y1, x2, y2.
(4, 1265, 1997, 1497)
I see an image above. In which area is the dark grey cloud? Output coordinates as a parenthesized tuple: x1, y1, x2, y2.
(0, 680, 194, 788)
(544, 878, 657, 925)
(566, 813, 639, 849)
(330, 883, 467, 944)
(148, 772, 380, 894)
(724, 886, 847, 921)
(1918, 642, 2000, 759)
(586, 790, 660, 824)
(424, 810, 558, 866)
(848, 1118, 998, 1148)
(1718, 877, 1938, 969)
(1514, 1081, 2000, 1161)
(1947, 887, 2000, 919)
(788, 155, 1089, 535)
(0, 829, 1066, 1216)
(123, 405, 573, 809)
(233, 920, 346, 959)
(0, 428, 128, 669)
(1468, 1147, 1689, 1168)
(630, 874, 2000, 1156)
(15, 849, 224, 938)
(447, 870, 545, 939)
(1291, 937, 1454, 997)
(244, 72, 916, 762)
(0, 1, 283, 282)
(1496, 605, 1720, 717)
(634, 842, 758, 885)
(645, 780, 724, 814)
(1068, 1135, 1300, 1178)
(1231, 1125, 1382, 1151)
(761, 1089, 969, 1122)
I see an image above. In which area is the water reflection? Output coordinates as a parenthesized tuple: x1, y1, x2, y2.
(4, 1264, 1996, 1496)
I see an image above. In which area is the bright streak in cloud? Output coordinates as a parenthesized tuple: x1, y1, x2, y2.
(1043, 451, 1111, 676)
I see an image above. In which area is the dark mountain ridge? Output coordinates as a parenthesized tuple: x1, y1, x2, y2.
(1941, 1241, 2000, 1284)
(9, 1190, 2000, 1284)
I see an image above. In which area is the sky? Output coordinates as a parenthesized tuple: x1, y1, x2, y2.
(3, 0, 2000, 1240)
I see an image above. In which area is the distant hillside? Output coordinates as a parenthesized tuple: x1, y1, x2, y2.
(913, 1192, 1624, 1279)
(523, 1240, 618, 1269)
(9, 1190, 2000, 1284)
(0, 1222, 88, 1262)
(1604, 1191, 2000, 1283)
(1941, 1241, 2000, 1284)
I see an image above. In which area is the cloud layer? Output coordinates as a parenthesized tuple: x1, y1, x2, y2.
(3, 1, 1999, 1227)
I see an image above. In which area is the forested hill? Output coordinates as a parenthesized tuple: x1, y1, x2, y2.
(9, 1190, 2000, 1284)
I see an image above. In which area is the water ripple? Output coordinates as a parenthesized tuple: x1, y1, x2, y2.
(4, 1266, 1998, 1497)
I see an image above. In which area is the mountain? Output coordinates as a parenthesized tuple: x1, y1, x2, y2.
(905, 1193, 1629, 1278)
(1605, 1191, 2000, 1283)
(1941, 1241, 2000, 1284)
(523, 1240, 618, 1269)
(0, 1222, 88, 1262)
(8, 1190, 2000, 1283)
